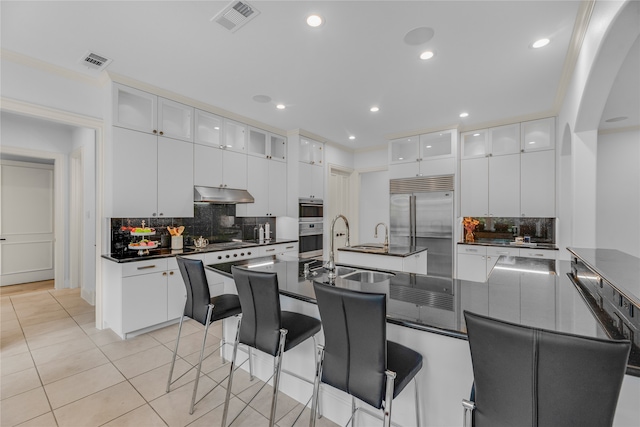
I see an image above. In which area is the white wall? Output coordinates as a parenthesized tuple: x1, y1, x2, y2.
(354, 147, 387, 170)
(596, 129, 640, 257)
(0, 112, 98, 294)
(1, 57, 104, 120)
(556, 0, 638, 259)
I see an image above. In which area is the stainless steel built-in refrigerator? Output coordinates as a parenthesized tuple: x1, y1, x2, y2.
(390, 176, 454, 277)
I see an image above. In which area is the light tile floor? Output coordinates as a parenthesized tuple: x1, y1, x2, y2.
(1, 289, 338, 427)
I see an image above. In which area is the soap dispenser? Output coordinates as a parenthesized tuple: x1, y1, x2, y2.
(259, 224, 265, 243)
(265, 222, 271, 241)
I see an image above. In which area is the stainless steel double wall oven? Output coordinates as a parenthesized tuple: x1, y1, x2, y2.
(298, 198, 323, 258)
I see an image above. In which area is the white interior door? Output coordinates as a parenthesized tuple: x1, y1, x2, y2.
(1, 160, 55, 286)
(328, 168, 352, 250)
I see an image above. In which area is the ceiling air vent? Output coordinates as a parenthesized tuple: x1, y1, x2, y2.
(211, 1, 260, 33)
(78, 51, 112, 71)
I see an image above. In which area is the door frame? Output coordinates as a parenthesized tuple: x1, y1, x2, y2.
(1, 97, 104, 326)
(1, 148, 65, 287)
(70, 147, 84, 289)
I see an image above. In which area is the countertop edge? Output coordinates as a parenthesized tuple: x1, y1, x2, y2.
(102, 239, 298, 263)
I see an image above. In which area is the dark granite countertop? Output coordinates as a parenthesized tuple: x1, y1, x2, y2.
(101, 238, 298, 263)
(567, 247, 640, 307)
(206, 254, 638, 376)
(337, 244, 427, 257)
(458, 241, 558, 250)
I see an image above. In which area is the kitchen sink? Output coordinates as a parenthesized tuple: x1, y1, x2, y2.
(341, 270, 395, 283)
(347, 244, 388, 253)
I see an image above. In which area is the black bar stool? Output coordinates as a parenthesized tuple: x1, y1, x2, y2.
(166, 257, 243, 414)
(462, 310, 631, 427)
(222, 266, 322, 427)
(310, 282, 423, 427)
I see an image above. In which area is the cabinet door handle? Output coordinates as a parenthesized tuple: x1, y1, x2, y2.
(159, 131, 164, 136)
(497, 251, 509, 255)
(137, 265, 156, 270)
(266, 248, 275, 252)
(169, 271, 174, 275)
(162, 272, 167, 276)
(285, 246, 294, 249)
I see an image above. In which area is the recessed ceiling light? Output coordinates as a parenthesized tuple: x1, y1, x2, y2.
(370, 106, 379, 112)
(214, 126, 220, 130)
(276, 104, 286, 110)
(528, 141, 536, 145)
(473, 133, 480, 137)
(349, 136, 356, 140)
(419, 51, 435, 60)
(306, 14, 323, 27)
(605, 116, 628, 123)
(531, 38, 550, 49)
(252, 94, 271, 103)
(426, 145, 432, 148)
(459, 112, 469, 118)
(398, 157, 404, 160)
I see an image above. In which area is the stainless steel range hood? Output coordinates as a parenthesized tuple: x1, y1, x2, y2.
(194, 186, 255, 204)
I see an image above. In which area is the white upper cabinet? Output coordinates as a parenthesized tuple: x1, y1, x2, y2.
(248, 127, 286, 161)
(488, 154, 521, 217)
(224, 119, 247, 152)
(113, 83, 193, 142)
(389, 136, 420, 164)
(194, 110, 247, 189)
(299, 138, 324, 165)
(237, 156, 287, 217)
(113, 85, 157, 133)
(299, 138, 324, 199)
(389, 130, 455, 179)
(194, 109, 223, 147)
(111, 128, 193, 218)
(460, 130, 488, 159)
(460, 157, 489, 217)
(521, 117, 555, 152)
(420, 131, 454, 159)
(488, 123, 520, 156)
(521, 150, 555, 217)
(158, 98, 194, 142)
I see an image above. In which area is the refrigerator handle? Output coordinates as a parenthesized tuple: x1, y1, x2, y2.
(410, 195, 416, 246)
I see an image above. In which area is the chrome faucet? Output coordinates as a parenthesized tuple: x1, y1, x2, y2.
(374, 222, 389, 248)
(326, 214, 350, 281)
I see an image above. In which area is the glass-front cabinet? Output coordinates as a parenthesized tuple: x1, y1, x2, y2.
(225, 120, 247, 152)
(488, 123, 520, 156)
(521, 117, 555, 152)
(248, 127, 286, 161)
(460, 130, 488, 159)
(113, 83, 194, 142)
(299, 138, 324, 165)
(420, 131, 454, 159)
(194, 110, 223, 147)
(389, 136, 420, 164)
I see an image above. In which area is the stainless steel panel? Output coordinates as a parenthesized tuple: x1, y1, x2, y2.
(390, 194, 411, 244)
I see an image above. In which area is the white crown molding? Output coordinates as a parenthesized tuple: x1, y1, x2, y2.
(1, 49, 109, 88)
(385, 124, 460, 142)
(458, 111, 558, 134)
(552, 0, 595, 113)
(598, 125, 640, 135)
(0, 97, 104, 129)
(353, 145, 387, 154)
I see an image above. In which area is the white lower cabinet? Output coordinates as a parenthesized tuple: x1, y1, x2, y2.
(457, 245, 529, 282)
(103, 255, 202, 339)
(337, 249, 427, 274)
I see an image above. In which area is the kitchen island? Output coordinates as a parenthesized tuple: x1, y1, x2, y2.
(206, 254, 640, 427)
(337, 244, 428, 274)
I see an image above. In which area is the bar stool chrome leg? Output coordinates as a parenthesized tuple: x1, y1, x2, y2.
(189, 304, 214, 414)
(166, 313, 186, 393)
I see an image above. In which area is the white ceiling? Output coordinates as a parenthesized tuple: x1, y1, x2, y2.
(1, 1, 637, 149)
